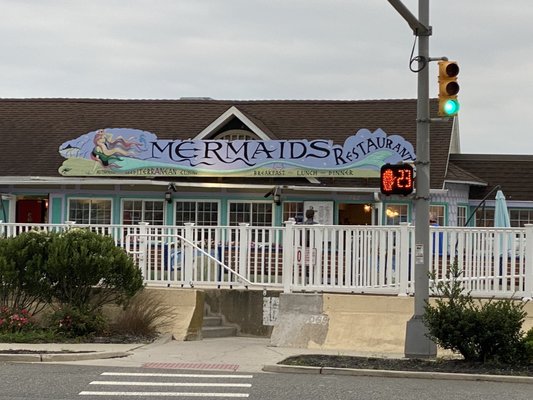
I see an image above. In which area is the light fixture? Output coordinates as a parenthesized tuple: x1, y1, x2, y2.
(273, 186, 281, 206)
(364, 204, 373, 213)
(165, 191, 172, 203)
(386, 208, 399, 218)
(265, 186, 282, 205)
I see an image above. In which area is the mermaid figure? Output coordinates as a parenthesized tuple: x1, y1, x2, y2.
(91, 129, 143, 167)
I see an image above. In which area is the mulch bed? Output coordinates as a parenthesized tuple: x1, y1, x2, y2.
(280, 355, 533, 377)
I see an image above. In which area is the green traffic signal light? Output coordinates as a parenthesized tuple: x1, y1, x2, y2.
(438, 60, 460, 117)
(443, 99, 460, 116)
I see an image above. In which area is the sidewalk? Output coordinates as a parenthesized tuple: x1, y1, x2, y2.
(1, 337, 532, 384)
(0, 336, 401, 373)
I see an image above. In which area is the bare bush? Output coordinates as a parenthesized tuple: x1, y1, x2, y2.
(109, 291, 175, 338)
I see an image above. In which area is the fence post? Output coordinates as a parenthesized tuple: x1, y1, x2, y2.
(524, 224, 533, 300)
(138, 222, 149, 281)
(314, 225, 324, 285)
(282, 219, 296, 293)
(184, 223, 195, 286)
(238, 223, 250, 281)
(398, 222, 411, 296)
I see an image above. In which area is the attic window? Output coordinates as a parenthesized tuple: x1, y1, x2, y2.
(213, 129, 259, 141)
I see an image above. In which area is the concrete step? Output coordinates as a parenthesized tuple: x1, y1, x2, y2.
(201, 325, 237, 339)
(203, 316, 222, 327)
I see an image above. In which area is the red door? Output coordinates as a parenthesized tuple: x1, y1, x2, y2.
(16, 200, 45, 223)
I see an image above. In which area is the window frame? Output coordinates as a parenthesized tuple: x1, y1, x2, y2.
(475, 207, 494, 227)
(383, 203, 410, 225)
(173, 199, 221, 226)
(456, 205, 468, 227)
(121, 198, 166, 226)
(429, 204, 446, 226)
(509, 208, 533, 227)
(67, 197, 113, 225)
(282, 201, 304, 224)
(227, 200, 275, 227)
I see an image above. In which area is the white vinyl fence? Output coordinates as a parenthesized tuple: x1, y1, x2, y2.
(1, 221, 532, 299)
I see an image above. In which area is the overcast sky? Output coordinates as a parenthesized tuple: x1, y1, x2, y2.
(2, 0, 532, 154)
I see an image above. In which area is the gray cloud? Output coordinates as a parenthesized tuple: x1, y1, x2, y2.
(1, 0, 532, 154)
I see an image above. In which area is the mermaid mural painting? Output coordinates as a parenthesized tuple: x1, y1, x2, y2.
(59, 128, 416, 178)
(91, 129, 146, 167)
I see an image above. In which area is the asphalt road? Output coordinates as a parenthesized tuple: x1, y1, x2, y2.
(0, 362, 531, 400)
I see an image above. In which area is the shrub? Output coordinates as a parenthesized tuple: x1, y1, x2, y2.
(424, 260, 529, 364)
(0, 231, 53, 315)
(473, 299, 528, 364)
(109, 291, 174, 338)
(45, 228, 144, 313)
(525, 328, 533, 363)
(48, 305, 107, 338)
(0, 305, 34, 333)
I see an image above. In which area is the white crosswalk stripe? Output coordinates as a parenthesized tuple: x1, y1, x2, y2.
(79, 371, 253, 398)
(79, 392, 249, 397)
(90, 381, 251, 388)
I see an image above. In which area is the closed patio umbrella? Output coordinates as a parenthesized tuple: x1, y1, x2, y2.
(494, 190, 512, 267)
(494, 190, 511, 228)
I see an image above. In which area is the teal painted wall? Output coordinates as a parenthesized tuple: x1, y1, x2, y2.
(0, 200, 8, 222)
(51, 197, 63, 224)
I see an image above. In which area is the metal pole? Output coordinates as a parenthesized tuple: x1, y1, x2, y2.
(404, 0, 437, 359)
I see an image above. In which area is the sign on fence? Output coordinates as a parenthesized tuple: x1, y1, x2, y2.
(296, 247, 317, 267)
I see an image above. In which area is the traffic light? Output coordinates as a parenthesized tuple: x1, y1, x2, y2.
(380, 163, 414, 196)
(438, 60, 460, 117)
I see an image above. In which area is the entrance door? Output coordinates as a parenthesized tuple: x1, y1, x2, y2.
(338, 203, 372, 225)
(16, 199, 48, 223)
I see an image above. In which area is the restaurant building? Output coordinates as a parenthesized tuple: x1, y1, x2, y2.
(0, 97, 531, 228)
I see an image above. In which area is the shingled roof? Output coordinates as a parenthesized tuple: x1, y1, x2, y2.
(0, 98, 454, 189)
(444, 162, 487, 186)
(450, 154, 533, 201)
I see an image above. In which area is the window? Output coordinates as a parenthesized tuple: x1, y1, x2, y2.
(475, 208, 494, 227)
(385, 204, 409, 225)
(429, 205, 445, 226)
(283, 202, 304, 224)
(175, 201, 219, 226)
(510, 209, 533, 227)
(457, 205, 467, 226)
(213, 129, 259, 141)
(68, 199, 112, 225)
(228, 202, 273, 226)
(122, 200, 165, 225)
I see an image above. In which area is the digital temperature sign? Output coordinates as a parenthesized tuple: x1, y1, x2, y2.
(380, 164, 414, 196)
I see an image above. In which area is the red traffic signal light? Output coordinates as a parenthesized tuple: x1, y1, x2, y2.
(438, 60, 460, 117)
(380, 164, 414, 195)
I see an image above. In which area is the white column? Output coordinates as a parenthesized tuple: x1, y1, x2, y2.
(524, 224, 533, 300)
(184, 223, 195, 286)
(238, 223, 250, 281)
(282, 219, 296, 293)
(138, 222, 149, 281)
(398, 222, 411, 296)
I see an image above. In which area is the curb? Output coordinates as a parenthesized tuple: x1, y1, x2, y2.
(0, 351, 131, 363)
(262, 364, 533, 384)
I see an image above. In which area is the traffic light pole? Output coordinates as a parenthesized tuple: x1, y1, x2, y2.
(388, 0, 437, 358)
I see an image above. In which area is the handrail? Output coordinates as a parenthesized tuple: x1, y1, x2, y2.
(464, 184, 501, 227)
(135, 232, 258, 288)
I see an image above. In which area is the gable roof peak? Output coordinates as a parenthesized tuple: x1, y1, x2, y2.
(194, 105, 273, 140)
